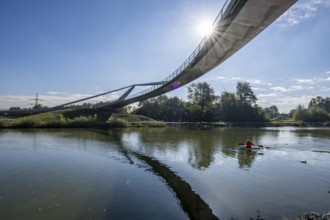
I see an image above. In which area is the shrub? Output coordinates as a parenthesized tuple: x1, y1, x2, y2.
(13, 118, 42, 128)
(0, 118, 10, 128)
(107, 117, 131, 127)
(67, 115, 96, 127)
(147, 121, 166, 127)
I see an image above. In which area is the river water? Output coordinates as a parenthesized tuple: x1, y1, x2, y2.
(0, 127, 329, 219)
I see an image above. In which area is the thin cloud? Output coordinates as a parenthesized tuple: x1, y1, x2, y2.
(47, 91, 67, 96)
(296, 76, 330, 83)
(321, 87, 330, 92)
(315, 76, 330, 82)
(258, 93, 278, 98)
(271, 86, 288, 92)
(0, 95, 34, 109)
(270, 85, 308, 93)
(248, 79, 273, 86)
(215, 76, 226, 80)
(214, 76, 241, 81)
(215, 76, 272, 85)
(290, 85, 304, 90)
(277, 0, 330, 27)
(0, 93, 119, 109)
(248, 79, 263, 84)
(258, 94, 316, 113)
(326, 71, 330, 74)
(270, 95, 315, 112)
(252, 87, 266, 91)
(296, 78, 315, 84)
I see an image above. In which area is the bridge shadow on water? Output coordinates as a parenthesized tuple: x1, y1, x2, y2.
(93, 128, 220, 220)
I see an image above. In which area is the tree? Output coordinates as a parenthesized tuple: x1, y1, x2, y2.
(187, 82, 217, 121)
(289, 97, 330, 122)
(162, 96, 185, 121)
(9, 106, 21, 111)
(134, 81, 268, 122)
(264, 105, 279, 119)
(216, 84, 268, 122)
(32, 104, 48, 109)
(309, 96, 330, 113)
(217, 92, 240, 121)
(293, 105, 308, 121)
(236, 82, 257, 105)
(293, 104, 330, 122)
(135, 97, 161, 120)
(307, 107, 329, 122)
(134, 95, 186, 121)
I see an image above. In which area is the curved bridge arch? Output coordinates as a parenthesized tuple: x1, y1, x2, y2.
(52, 0, 296, 111)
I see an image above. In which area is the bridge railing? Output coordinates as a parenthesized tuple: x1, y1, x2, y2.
(122, 0, 230, 101)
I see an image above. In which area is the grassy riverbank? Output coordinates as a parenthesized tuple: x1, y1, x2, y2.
(1, 110, 329, 128)
(0, 110, 94, 128)
(0, 110, 165, 128)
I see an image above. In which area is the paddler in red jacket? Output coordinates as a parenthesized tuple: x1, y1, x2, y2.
(245, 139, 254, 148)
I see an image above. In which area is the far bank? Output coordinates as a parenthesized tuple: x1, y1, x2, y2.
(1, 111, 329, 129)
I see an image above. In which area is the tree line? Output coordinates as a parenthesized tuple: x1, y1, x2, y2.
(6, 81, 330, 123)
(290, 97, 330, 122)
(132, 82, 330, 123)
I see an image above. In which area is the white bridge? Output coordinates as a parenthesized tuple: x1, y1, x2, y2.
(51, 0, 297, 111)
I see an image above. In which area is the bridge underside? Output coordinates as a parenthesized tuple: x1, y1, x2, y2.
(93, 0, 296, 110)
(5, 0, 296, 116)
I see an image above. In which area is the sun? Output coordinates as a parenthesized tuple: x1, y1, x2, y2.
(196, 19, 214, 37)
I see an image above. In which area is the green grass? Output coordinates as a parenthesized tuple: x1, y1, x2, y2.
(107, 113, 165, 127)
(0, 110, 164, 128)
(107, 117, 131, 127)
(0, 110, 99, 128)
(7, 110, 68, 128)
(269, 119, 305, 127)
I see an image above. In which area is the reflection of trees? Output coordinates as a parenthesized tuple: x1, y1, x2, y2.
(24, 127, 270, 171)
(121, 127, 271, 170)
(293, 128, 330, 139)
(187, 132, 218, 169)
(237, 150, 257, 169)
(221, 148, 258, 169)
(132, 128, 219, 170)
(215, 128, 268, 169)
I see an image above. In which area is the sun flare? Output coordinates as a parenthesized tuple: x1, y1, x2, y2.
(197, 19, 214, 37)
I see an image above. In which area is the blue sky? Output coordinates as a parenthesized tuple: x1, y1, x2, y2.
(1, 0, 329, 113)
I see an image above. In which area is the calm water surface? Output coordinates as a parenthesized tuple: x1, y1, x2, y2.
(0, 127, 329, 219)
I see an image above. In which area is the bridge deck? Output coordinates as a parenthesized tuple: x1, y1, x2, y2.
(2, 0, 295, 114)
(94, 0, 296, 110)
